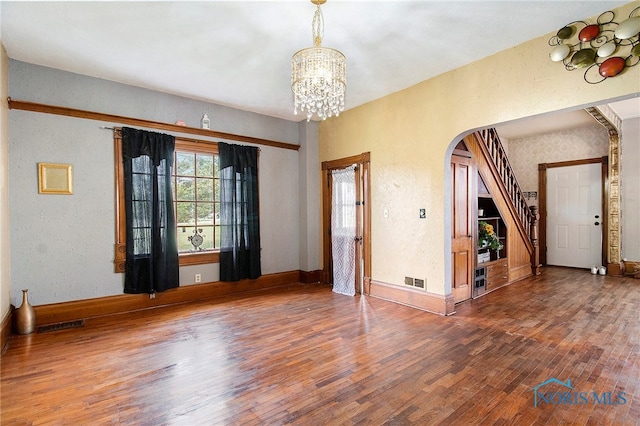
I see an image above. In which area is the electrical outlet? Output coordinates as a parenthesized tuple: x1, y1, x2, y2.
(195, 273, 202, 283)
(419, 209, 426, 219)
(384, 208, 389, 218)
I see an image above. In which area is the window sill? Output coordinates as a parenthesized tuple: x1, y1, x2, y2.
(114, 247, 219, 273)
(179, 251, 220, 266)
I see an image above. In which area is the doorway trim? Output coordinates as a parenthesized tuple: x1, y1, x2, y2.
(321, 152, 371, 290)
(538, 156, 608, 267)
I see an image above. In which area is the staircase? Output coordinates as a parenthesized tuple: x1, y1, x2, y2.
(469, 128, 541, 276)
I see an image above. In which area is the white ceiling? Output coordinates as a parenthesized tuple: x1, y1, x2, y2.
(496, 96, 640, 139)
(496, 109, 599, 140)
(1, 0, 638, 133)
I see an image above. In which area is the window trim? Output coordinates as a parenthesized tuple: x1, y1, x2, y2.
(114, 129, 220, 273)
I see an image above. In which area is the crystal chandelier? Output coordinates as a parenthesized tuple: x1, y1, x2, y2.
(291, 0, 346, 121)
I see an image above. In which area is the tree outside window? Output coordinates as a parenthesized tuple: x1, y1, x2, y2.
(173, 144, 221, 253)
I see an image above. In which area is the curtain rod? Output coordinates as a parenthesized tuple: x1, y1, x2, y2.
(102, 126, 261, 150)
(8, 98, 300, 151)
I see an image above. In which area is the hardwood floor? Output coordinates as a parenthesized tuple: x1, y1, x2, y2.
(1, 267, 639, 425)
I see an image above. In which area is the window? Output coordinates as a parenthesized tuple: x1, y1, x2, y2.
(114, 132, 220, 272)
(173, 140, 221, 253)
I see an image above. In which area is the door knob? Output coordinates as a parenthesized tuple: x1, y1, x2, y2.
(594, 221, 600, 226)
(595, 215, 600, 219)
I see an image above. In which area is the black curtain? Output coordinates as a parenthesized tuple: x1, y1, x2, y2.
(122, 127, 179, 294)
(219, 142, 261, 281)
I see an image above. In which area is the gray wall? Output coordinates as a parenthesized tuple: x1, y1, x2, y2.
(298, 120, 321, 272)
(8, 60, 314, 307)
(621, 117, 640, 261)
(1, 44, 11, 320)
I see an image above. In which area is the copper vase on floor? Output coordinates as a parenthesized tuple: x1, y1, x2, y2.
(15, 289, 36, 334)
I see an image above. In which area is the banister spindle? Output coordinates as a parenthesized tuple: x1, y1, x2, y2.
(530, 205, 540, 275)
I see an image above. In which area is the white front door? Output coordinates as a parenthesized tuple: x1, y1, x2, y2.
(546, 163, 602, 268)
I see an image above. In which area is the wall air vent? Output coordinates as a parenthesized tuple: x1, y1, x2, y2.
(37, 320, 85, 334)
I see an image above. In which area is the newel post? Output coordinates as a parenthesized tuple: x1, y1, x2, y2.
(530, 206, 541, 275)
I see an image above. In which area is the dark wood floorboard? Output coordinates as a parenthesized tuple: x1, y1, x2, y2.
(1, 267, 639, 425)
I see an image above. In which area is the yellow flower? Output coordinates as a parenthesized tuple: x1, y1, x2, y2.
(478, 221, 503, 250)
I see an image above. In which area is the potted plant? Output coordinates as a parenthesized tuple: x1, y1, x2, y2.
(478, 221, 503, 251)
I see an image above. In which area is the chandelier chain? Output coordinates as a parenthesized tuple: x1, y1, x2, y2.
(312, 5, 324, 47)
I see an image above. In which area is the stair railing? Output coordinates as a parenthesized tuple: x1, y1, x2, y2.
(477, 128, 541, 275)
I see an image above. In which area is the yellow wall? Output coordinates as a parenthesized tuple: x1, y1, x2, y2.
(318, 2, 640, 295)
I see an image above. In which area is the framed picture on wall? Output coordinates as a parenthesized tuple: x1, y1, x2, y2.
(38, 163, 73, 195)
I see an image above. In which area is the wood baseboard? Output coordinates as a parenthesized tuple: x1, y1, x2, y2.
(367, 279, 455, 315)
(299, 270, 324, 284)
(608, 262, 623, 276)
(33, 270, 301, 327)
(1, 306, 14, 356)
(509, 264, 532, 282)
